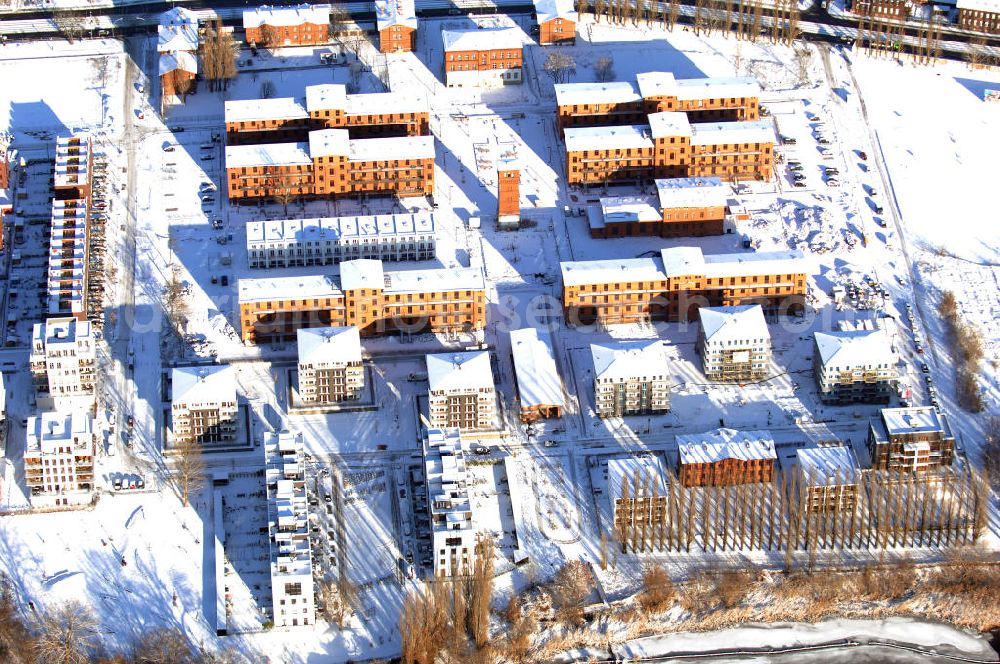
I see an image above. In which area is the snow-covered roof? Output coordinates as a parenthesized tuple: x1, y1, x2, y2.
(690, 120, 774, 146)
(698, 305, 768, 345)
(159, 51, 198, 76)
(26, 410, 93, 454)
(634, 71, 677, 99)
(564, 124, 654, 153)
(158, 7, 199, 53)
(339, 259, 384, 291)
(561, 256, 666, 287)
(304, 83, 347, 113)
(510, 328, 565, 409)
(225, 97, 308, 124)
(375, 0, 417, 31)
(674, 76, 762, 101)
(608, 455, 667, 501)
(246, 212, 436, 246)
(597, 196, 661, 225)
(648, 111, 692, 138)
(655, 176, 728, 209)
(591, 340, 668, 382)
(873, 407, 952, 440)
(346, 92, 426, 116)
(243, 4, 331, 28)
(534, 0, 578, 23)
(172, 364, 236, 406)
(442, 27, 523, 52)
(797, 447, 857, 485)
(427, 351, 493, 394)
(814, 328, 894, 369)
(661, 247, 807, 280)
(349, 135, 434, 162)
(225, 142, 312, 168)
(33, 316, 93, 348)
(383, 265, 484, 294)
(957, 0, 1000, 12)
(554, 81, 639, 108)
(309, 128, 350, 157)
(239, 274, 342, 303)
(297, 325, 362, 366)
(677, 428, 776, 465)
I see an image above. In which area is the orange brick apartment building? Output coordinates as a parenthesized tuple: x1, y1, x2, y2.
(534, 0, 577, 44)
(588, 176, 730, 238)
(225, 129, 434, 201)
(555, 72, 761, 130)
(565, 112, 774, 185)
(243, 4, 331, 47)
(376, 0, 417, 52)
(957, 0, 1000, 33)
(225, 84, 430, 144)
(677, 428, 777, 487)
(442, 27, 523, 87)
(238, 259, 486, 344)
(560, 246, 807, 326)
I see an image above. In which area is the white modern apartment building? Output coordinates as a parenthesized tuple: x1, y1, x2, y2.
(29, 317, 97, 410)
(426, 351, 496, 431)
(23, 410, 96, 507)
(813, 323, 898, 404)
(264, 430, 316, 628)
(297, 326, 364, 404)
(590, 340, 671, 418)
(171, 365, 239, 447)
(697, 305, 771, 382)
(246, 213, 437, 269)
(425, 428, 478, 577)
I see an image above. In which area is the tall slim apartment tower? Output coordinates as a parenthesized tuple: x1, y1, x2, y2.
(497, 156, 520, 228)
(29, 317, 97, 410)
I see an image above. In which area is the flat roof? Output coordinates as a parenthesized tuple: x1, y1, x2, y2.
(442, 27, 523, 52)
(243, 4, 331, 28)
(349, 135, 434, 162)
(375, 0, 417, 30)
(427, 351, 493, 393)
(32, 317, 93, 346)
(674, 76, 762, 101)
(591, 340, 668, 382)
(510, 328, 565, 409)
(677, 428, 776, 464)
(554, 81, 639, 108)
(648, 111, 692, 138)
(340, 259, 384, 292)
(561, 256, 665, 287)
(690, 120, 774, 146)
(564, 124, 654, 153)
(879, 407, 949, 436)
(26, 410, 93, 453)
(698, 305, 768, 344)
(310, 128, 351, 157)
(655, 176, 728, 209)
(594, 196, 661, 228)
(225, 97, 308, 123)
(239, 273, 342, 303)
(225, 142, 311, 169)
(661, 246, 807, 279)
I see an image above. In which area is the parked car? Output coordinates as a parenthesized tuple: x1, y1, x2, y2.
(921, 362, 929, 373)
(859, 150, 868, 160)
(780, 136, 797, 145)
(792, 180, 807, 187)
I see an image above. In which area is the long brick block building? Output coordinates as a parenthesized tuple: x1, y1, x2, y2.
(588, 176, 731, 238)
(442, 27, 523, 87)
(243, 4, 331, 47)
(957, 0, 1000, 34)
(555, 72, 761, 130)
(225, 84, 430, 144)
(237, 259, 486, 344)
(677, 428, 777, 487)
(561, 247, 807, 326)
(225, 129, 434, 201)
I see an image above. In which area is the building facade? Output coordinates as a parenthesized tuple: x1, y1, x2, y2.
(49, 134, 93, 320)
(591, 340, 670, 418)
(588, 176, 730, 238)
(238, 261, 486, 344)
(797, 446, 858, 514)
(376, 0, 417, 52)
(442, 27, 523, 87)
(534, 0, 577, 44)
(608, 455, 668, 552)
(957, 0, 1000, 33)
(867, 407, 956, 472)
(510, 328, 565, 423)
(562, 247, 807, 327)
(813, 326, 898, 404)
(243, 4, 331, 47)
(849, 0, 909, 18)
(297, 326, 364, 404)
(247, 213, 436, 268)
(158, 8, 199, 102)
(24, 410, 96, 507)
(425, 428, 479, 577)
(30, 317, 97, 410)
(171, 365, 238, 447)
(497, 157, 520, 227)
(426, 351, 496, 431)
(264, 431, 316, 628)
(677, 428, 776, 487)
(697, 304, 771, 382)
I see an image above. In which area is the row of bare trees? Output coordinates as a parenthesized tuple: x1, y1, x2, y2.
(939, 290, 986, 412)
(199, 20, 239, 93)
(611, 465, 988, 558)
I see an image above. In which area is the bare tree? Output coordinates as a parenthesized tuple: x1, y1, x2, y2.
(259, 80, 277, 99)
(172, 434, 205, 506)
(273, 188, 298, 217)
(0, 584, 33, 664)
(132, 626, 200, 664)
(164, 264, 190, 336)
(638, 564, 674, 613)
(549, 560, 591, 625)
(34, 601, 98, 664)
(348, 62, 365, 93)
(795, 48, 812, 88)
(53, 10, 86, 43)
(594, 55, 616, 82)
(469, 534, 494, 648)
(400, 581, 449, 664)
(543, 52, 576, 84)
(329, 1, 353, 43)
(200, 21, 240, 92)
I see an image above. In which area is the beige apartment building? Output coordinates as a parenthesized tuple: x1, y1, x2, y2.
(590, 340, 670, 418)
(867, 407, 956, 472)
(426, 351, 496, 432)
(296, 326, 364, 404)
(697, 304, 771, 382)
(813, 324, 898, 404)
(29, 317, 97, 410)
(171, 365, 238, 447)
(24, 410, 96, 507)
(797, 446, 859, 514)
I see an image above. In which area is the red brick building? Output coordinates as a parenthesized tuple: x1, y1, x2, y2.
(442, 27, 523, 87)
(243, 4, 331, 47)
(534, 0, 577, 44)
(159, 52, 197, 100)
(957, 0, 1000, 33)
(588, 176, 730, 238)
(497, 157, 520, 227)
(677, 428, 777, 487)
(376, 0, 417, 52)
